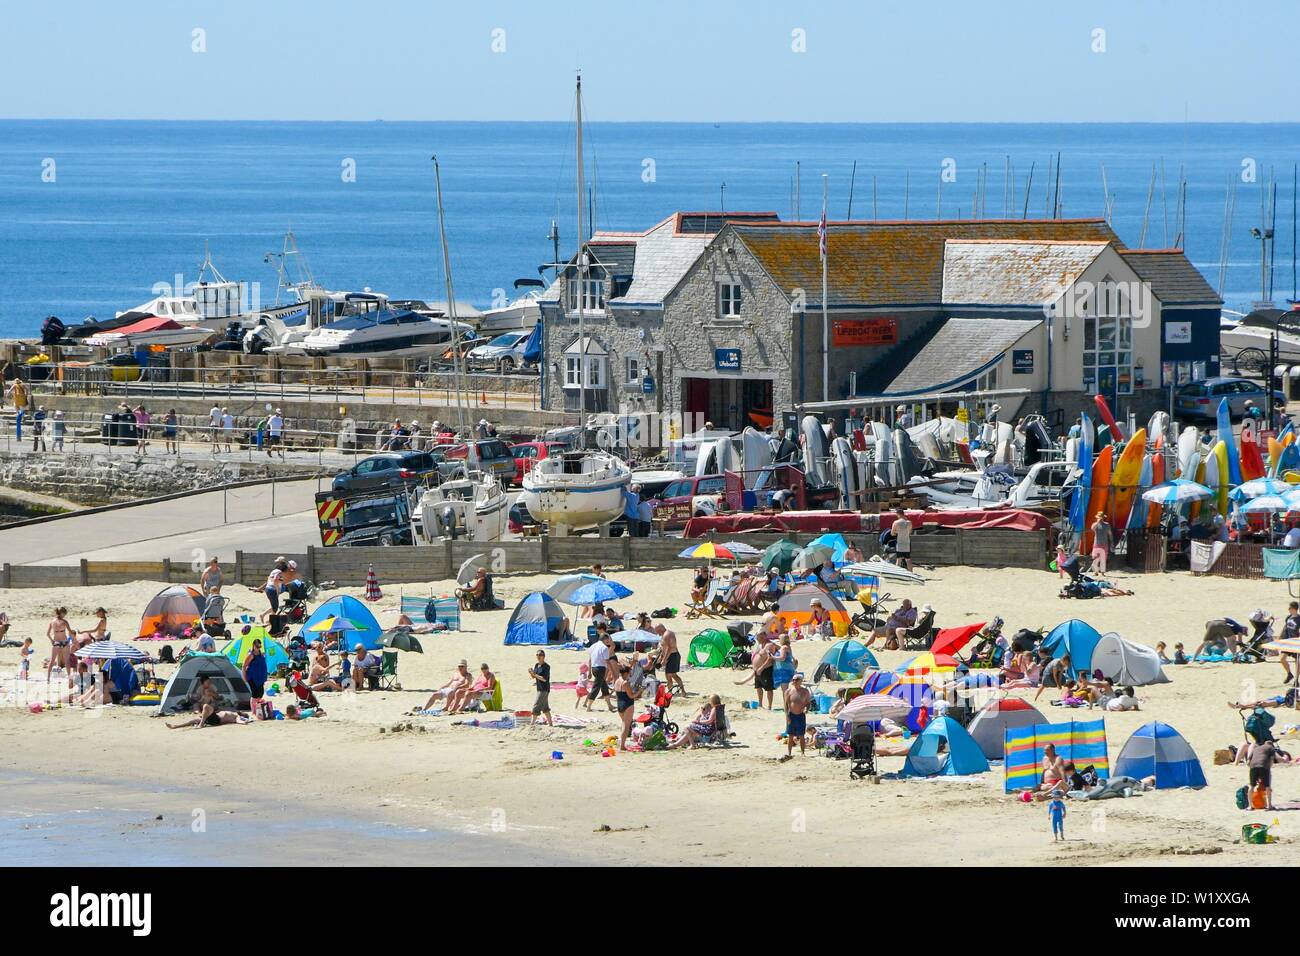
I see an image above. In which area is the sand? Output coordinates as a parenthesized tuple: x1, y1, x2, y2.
(1, 562, 1298, 866)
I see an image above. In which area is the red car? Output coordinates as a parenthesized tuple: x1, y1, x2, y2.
(509, 441, 568, 486)
(649, 474, 727, 530)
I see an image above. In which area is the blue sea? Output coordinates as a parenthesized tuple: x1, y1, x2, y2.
(3, 120, 1300, 337)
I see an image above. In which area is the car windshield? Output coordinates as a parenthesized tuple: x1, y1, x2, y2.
(487, 333, 523, 347)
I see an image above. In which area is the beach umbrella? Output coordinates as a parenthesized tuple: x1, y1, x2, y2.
(792, 542, 836, 574)
(840, 559, 926, 585)
(1140, 479, 1214, 506)
(308, 615, 360, 634)
(74, 640, 147, 661)
(1230, 478, 1291, 501)
(721, 541, 762, 558)
(929, 622, 985, 658)
(898, 651, 959, 675)
(546, 573, 610, 604)
(1240, 494, 1290, 514)
(837, 693, 910, 724)
(677, 541, 737, 562)
(457, 554, 487, 586)
(612, 627, 662, 648)
(562, 578, 635, 606)
(1263, 636, 1300, 655)
(760, 539, 801, 574)
(378, 628, 424, 653)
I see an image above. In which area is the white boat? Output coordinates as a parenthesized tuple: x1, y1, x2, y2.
(84, 315, 216, 349)
(520, 451, 632, 534)
(1220, 309, 1300, 367)
(477, 287, 543, 335)
(116, 294, 201, 322)
(287, 307, 476, 359)
(415, 473, 510, 543)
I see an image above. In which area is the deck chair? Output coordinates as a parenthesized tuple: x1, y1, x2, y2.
(685, 579, 728, 619)
(477, 680, 504, 712)
(700, 703, 735, 747)
(376, 650, 401, 690)
(897, 608, 937, 651)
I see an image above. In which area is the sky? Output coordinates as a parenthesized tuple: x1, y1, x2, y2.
(0, 0, 1296, 124)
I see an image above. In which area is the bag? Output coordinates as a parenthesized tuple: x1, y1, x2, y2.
(1245, 708, 1276, 744)
(1235, 785, 1250, 810)
(1250, 783, 1268, 810)
(651, 607, 676, 619)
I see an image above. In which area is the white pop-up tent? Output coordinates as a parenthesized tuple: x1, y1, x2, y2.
(1091, 633, 1169, 686)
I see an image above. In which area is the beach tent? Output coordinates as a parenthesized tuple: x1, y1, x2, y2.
(1041, 619, 1104, 675)
(298, 595, 383, 650)
(887, 674, 935, 732)
(901, 715, 990, 777)
(503, 591, 567, 645)
(687, 629, 732, 668)
(136, 584, 205, 638)
(157, 652, 251, 715)
(861, 669, 900, 694)
(814, 639, 878, 681)
(1113, 721, 1207, 789)
(1090, 633, 1170, 686)
(775, 583, 851, 637)
(221, 628, 291, 671)
(966, 698, 1046, 760)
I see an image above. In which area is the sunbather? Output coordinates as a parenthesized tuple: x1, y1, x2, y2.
(414, 660, 472, 712)
(446, 663, 496, 715)
(308, 649, 342, 693)
(166, 704, 249, 729)
(668, 695, 721, 750)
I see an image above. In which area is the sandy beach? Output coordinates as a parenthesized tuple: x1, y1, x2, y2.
(1, 562, 1298, 867)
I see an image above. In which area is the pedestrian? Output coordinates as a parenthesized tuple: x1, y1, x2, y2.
(200, 557, 223, 595)
(623, 484, 642, 537)
(243, 638, 269, 703)
(529, 649, 552, 726)
(781, 672, 812, 760)
(613, 662, 641, 751)
(134, 405, 150, 456)
(892, 508, 913, 572)
(1248, 738, 1277, 810)
(208, 403, 222, 455)
(268, 408, 285, 458)
(896, 403, 914, 429)
(638, 492, 653, 538)
(163, 408, 178, 454)
(654, 622, 684, 696)
(583, 629, 615, 713)
(221, 407, 234, 452)
(1048, 793, 1067, 841)
(31, 405, 46, 452)
(1090, 511, 1111, 574)
(6, 376, 29, 413)
(51, 410, 65, 452)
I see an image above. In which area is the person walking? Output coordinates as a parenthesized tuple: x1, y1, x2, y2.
(208, 403, 222, 455)
(268, 408, 285, 459)
(1048, 794, 1067, 842)
(1090, 512, 1111, 575)
(29, 405, 47, 452)
(584, 630, 615, 712)
(163, 408, 179, 454)
(528, 649, 552, 726)
(133, 405, 151, 456)
(220, 407, 234, 453)
(51, 410, 65, 452)
(781, 673, 812, 760)
(892, 508, 913, 572)
(199, 557, 223, 596)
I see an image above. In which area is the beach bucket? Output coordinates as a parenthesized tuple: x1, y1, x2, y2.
(1242, 823, 1272, 845)
(551, 751, 564, 760)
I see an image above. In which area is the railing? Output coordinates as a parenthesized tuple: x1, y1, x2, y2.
(13, 361, 543, 412)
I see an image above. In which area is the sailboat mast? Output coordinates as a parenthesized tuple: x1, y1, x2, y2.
(575, 72, 587, 426)
(432, 155, 468, 436)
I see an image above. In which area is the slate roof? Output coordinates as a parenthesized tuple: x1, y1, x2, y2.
(884, 317, 1043, 395)
(1119, 249, 1222, 306)
(731, 219, 1122, 307)
(941, 240, 1109, 307)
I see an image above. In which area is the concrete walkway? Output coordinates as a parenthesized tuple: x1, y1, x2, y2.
(0, 477, 323, 565)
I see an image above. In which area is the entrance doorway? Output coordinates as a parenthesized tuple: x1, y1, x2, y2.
(681, 377, 773, 432)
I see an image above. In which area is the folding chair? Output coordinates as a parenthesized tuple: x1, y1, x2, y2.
(685, 579, 728, 620)
(376, 650, 401, 691)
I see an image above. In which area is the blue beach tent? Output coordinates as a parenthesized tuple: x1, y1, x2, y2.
(901, 715, 990, 778)
(1041, 619, 1103, 675)
(1114, 721, 1207, 789)
(298, 594, 383, 650)
(503, 591, 567, 645)
(815, 639, 878, 680)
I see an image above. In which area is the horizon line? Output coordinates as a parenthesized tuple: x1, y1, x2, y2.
(3, 117, 1300, 126)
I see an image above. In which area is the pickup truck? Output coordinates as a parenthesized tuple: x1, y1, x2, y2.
(647, 474, 727, 531)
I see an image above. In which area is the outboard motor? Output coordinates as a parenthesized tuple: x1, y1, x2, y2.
(39, 315, 66, 345)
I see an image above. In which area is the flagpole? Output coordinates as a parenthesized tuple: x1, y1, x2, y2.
(821, 174, 829, 404)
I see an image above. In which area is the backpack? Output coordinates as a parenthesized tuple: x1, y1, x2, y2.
(1236, 785, 1250, 810)
(1245, 708, 1276, 744)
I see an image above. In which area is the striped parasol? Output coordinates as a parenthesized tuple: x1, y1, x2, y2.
(677, 541, 737, 561)
(1262, 636, 1300, 655)
(837, 693, 911, 724)
(75, 640, 147, 661)
(840, 559, 926, 585)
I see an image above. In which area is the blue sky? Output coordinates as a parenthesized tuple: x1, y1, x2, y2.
(0, 0, 1295, 123)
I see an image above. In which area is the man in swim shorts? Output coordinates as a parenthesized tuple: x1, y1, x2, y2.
(782, 673, 811, 760)
(655, 622, 684, 696)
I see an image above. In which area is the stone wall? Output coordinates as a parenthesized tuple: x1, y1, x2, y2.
(0, 451, 321, 506)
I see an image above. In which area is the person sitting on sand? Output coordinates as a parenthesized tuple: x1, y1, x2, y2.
(446, 663, 496, 715)
(1155, 641, 1171, 664)
(414, 660, 472, 712)
(1172, 642, 1189, 664)
(167, 706, 250, 729)
(668, 695, 722, 750)
(1106, 685, 1139, 712)
(1037, 742, 1068, 795)
(1034, 653, 1071, 701)
(284, 703, 325, 720)
(0, 609, 10, 644)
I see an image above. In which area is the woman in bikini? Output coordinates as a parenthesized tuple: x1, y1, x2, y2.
(74, 608, 107, 650)
(46, 607, 73, 681)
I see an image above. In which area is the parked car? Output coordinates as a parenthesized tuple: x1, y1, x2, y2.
(435, 438, 517, 485)
(331, 450, 441, 493)
(648, 474, 727, 530)
(333, 493, 414, 547)
(509, 440, 569, 486)
(466, 331, 531, 372)
(1173, 377, 1286, 421)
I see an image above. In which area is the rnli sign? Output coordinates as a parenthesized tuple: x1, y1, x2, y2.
(831, 318, 897, 347)
(714, 348, 742, 371)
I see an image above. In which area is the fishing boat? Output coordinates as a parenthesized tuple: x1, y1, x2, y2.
(415, 473, 510, 543)
(519, 451, 632, 534)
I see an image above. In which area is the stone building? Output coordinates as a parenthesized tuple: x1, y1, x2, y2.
(538, 213, 1221, 436)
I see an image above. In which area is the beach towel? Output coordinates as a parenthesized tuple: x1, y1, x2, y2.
(453, 716, 516, 730)
(1004, 719, 1109, 793)
(1189, 540, 1227, 573)
(1264, 548, 1300, 581)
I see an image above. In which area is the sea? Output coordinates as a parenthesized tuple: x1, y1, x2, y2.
(3, 120, 1300, 337)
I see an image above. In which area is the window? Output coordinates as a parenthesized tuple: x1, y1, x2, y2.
(718, 282, 742, 318)
(565, 356, 582, 388)
(697, 477, 726, 495)
(563, 353, 607, 390)
(566, 276, 605, 314)
(1082, 314, 1135, 395)
(626, 356, 640, 385)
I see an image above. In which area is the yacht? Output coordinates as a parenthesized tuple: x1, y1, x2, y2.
(1219, 308, 1300, 368)
(415, 473, 510, 542)
(83, 315, 217, 349)
(477, 284, 543, 335)
(268, 292, 475, 359)
(116, 294, 202, 323)
(519, 451, 632, 534)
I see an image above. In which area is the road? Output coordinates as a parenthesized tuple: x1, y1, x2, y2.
(0, 478, 323, 565)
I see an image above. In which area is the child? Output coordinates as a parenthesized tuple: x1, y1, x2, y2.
(1155, 641, 1171, 664)
(1173, 642, 1189, 665)
(1048, 794, 1067, 842)
(19, 637, 32, 679)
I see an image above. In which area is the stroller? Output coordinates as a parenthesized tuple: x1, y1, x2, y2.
(725, 621, 754, 669)
(1057, 553, 1105, 599)
(637, 683, 679, 738)
(1237, 613, 1273, 664)
(963, 617, 1005, 667)
(286, 634, 311, 672)
(848, 723, 876, 780)
(286, 671, 320, 710)
(280, 579, 310, 626)
(201, 594, 231, 639)
(850, 589, 893, 634)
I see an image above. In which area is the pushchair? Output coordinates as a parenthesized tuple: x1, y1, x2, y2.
(963, 617, 1005, 666)
(850, 590, 893, 633)
(848, 723, 876, 780)
(280, 579, 310, 626)
(637, 683, 679, 738)
(725, 621, 754, 669)
(1237, 617, 1273, 664)
(201, 594, 231, 639)
(286, 671, 320, 710)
